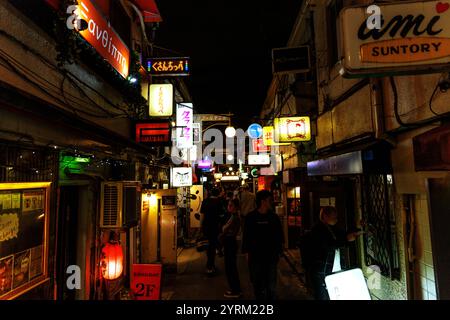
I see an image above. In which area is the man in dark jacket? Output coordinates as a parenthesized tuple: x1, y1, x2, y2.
(200, 187, 225, 275)
(242, 190, 284, 300)
(308, 206, 363, 300)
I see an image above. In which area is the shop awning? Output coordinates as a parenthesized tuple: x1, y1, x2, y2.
(132, 0, 162, 23)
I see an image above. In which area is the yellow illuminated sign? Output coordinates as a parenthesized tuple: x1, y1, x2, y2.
(149, 84, 173, 117)
(274, 117, 311, 142)
(262, 126, 290, 146)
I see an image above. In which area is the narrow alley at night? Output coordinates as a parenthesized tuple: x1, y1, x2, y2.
(1, 0, 450, 315)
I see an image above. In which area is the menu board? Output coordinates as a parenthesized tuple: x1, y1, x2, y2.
(0, 186, 48, 299)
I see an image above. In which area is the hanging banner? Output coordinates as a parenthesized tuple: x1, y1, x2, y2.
(274, 117, 311, 142)
(262, 126, 290, 146)
(176, 103, 193, 148)
(149, 84, 173, 117)
(341, 1, 450, 77)
(73, 0, 130, 78)
(131, 264, 162, 300)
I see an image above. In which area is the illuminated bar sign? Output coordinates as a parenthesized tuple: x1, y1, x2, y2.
(135, 121, 171, 145)
(262, 126, 290, 146)
(147, 57, 190, 76)
(149, 84, 173, 117)
(75, 0, 130, 78)
(341, 1, 450, 77)
(171, 167, 193, 187)
(248, 154, 271, 165)
(274, 117, 311, 142)
(252, 139, 270, 153)
(176, 103, 193, 148)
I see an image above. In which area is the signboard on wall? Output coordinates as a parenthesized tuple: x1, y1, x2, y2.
(272, 46, 311, 75)
(149, 84, 173, 117)
(176, 103, 193, 148)
(131, 264, 162, 300)
(252, 139, 270, 153)
(262, 126, 290, 146)
(340, 1, 450, 77)
(274, 117, 311, 142)
(248, 154, 271, 165)
(135, 121, 171, 145)
(147, 57, 190, 76)
(171, 167, 193, 187)
(0, 183, 50, 300)
(72, 0, 130, 78)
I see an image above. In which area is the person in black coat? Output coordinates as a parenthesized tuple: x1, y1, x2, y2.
(306, 206, 363, 300)
(242, 190, 284, 300)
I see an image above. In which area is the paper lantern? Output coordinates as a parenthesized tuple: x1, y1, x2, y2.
(101, 242, 124, 280)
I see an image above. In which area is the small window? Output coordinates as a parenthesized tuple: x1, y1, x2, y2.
(326, 0, 344, 67)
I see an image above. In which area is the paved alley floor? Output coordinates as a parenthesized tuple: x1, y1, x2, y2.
(161, 246, 312, 300)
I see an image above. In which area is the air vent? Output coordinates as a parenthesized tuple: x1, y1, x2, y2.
(100, 182, 123, 228)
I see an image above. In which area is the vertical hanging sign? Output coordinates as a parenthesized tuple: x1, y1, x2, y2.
(149, 84, 173, 117)
(176, 103, 193, 148)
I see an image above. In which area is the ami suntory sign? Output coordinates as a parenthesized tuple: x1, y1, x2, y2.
(341, 1, 450, 77)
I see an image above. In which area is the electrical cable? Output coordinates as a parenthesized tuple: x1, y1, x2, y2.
(0, 28, 134, 117)
(389, 76, 450, 129)
(429, 81, 442, 116)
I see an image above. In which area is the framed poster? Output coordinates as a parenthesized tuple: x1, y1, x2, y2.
(0, 182, 51, 300)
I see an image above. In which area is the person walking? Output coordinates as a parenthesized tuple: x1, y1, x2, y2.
(200, 187, 225, 275)
(307, 206, 363, 300)
(242, 190, 284, 300)
(220, 198, 242, 298)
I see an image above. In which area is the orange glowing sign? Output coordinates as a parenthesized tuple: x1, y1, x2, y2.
(77, 0, 129, 78)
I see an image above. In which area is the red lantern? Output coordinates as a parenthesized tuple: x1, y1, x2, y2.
(101, 241, 124, 280)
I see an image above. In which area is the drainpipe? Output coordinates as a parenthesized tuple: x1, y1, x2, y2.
(370, 78, 385, 139)
(403, 194, 416, 300)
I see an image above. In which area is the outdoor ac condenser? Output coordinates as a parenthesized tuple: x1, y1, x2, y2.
(100, 181, 141, 228)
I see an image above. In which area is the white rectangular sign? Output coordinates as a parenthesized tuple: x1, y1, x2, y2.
(171, 167, 192, 187)
(248, 154, 271, 165)
(176, 103, 193, 148)
(341, 1, 450, 76)
(325, 268, 371, 300)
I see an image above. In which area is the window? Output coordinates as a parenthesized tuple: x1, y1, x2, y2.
(326, 0, 343, 67)
(361, 174, 400, 280)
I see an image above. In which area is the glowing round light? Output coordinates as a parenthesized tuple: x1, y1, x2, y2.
(229, 167, 233, 171)
(225, 126, 236, 138)
(227, 154, 234, 161)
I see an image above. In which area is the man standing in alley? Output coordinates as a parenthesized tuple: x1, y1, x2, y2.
(200, 187, 225, 275)
(242, 190, 284, 300)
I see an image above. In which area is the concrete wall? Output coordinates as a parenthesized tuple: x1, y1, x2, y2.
(0, 1, 135, 140)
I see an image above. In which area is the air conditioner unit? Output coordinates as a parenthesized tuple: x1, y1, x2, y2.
(100, 181, 141, 228)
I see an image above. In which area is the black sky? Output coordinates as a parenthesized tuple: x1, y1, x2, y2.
(154, 0, 302, 128)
